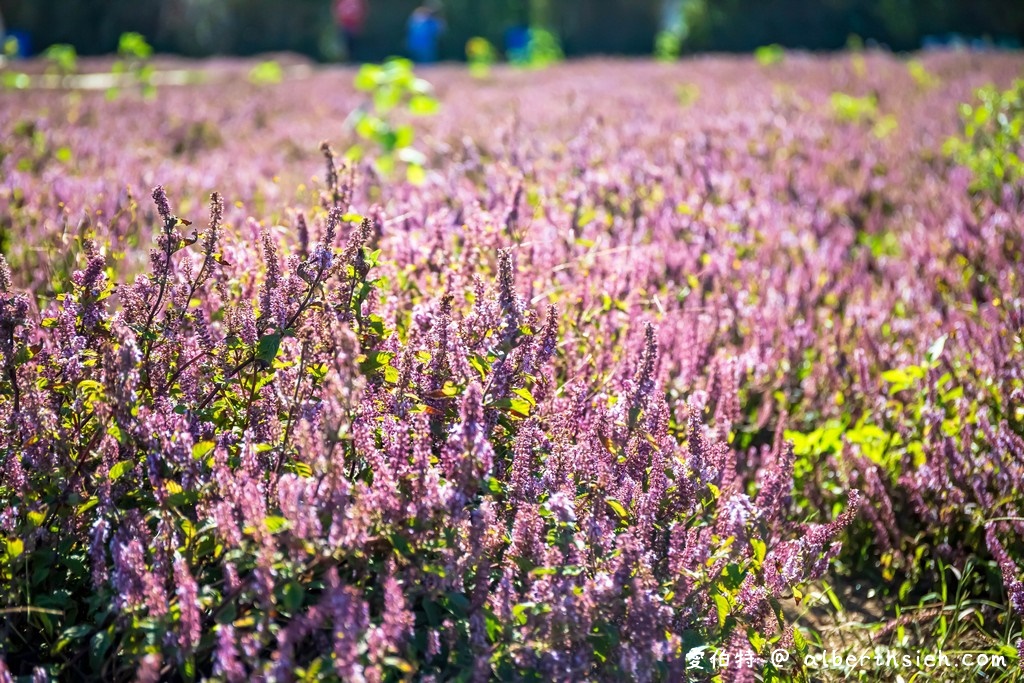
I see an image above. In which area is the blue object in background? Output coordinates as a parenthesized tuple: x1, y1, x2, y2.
(7, 30, 31, 57)
(504, 25, 529, 55)
(407, 11, 443, 63)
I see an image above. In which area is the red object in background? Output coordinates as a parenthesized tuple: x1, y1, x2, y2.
(334, 0, 367, 33)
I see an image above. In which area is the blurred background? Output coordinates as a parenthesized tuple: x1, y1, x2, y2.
(0, 0, 1022, 62)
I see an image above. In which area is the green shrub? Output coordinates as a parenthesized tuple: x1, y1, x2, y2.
(944, 80, 1024, 203)
(348, 58, 439, 183)
(108, 32, 156, 100)
(754, 43, 784, 67)
(465, 37, 497, 79)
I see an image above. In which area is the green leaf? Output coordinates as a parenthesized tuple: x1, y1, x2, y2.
(282, 581, 304, 612)
(749, 630, 767, 654)
(192, 440, 216, 460)
(90, 629, 113, 672)
(941, 385, 964, 402)
(287, 461, 313, 478)
(2, 72, 31, 89)
(509, 395, 532, 417)
(512, 601, 535, 625)
(754, 43, 785, 66)
(423, 564, 447, 578)
(109, 460, 134, 481)
(248, 60, 284, 86)
(791, 625, 808, 653)
(444, 592, 470, 618)
(485, 476, 504, 496)
(511, 387, 536, 407)
(355, 116, 381, 142)
(354, 64, 382, 91)
(77, 379, 104, 397)
(363, 315, 387, 337)
(409, 94, 440, 115)
(388, 533, 413, 558)
(344, 143, 365, 161)
(468, 355, 490, 380)
(6, 538, 24, 558)
(374, 85, 403, 113)
(605, 498, 629, 520)
(881, 368, 907, 384)
(423, 600, 442, 626)
(60, 624, 92, 642)
(118, 32, 152, 59)
(306, 363, 328, 382)
(713, 593, 730, 628)
(722, 563, 746, 590)
(264, 515, 289, 534)
(751, 537, 767, 565)
(406, 163, 427, 185)
(393, 124, 415, 149)
(256, 332, 282, 366)
(382, 657, 414, 674)
(484, 608, 503, 642)
(358, 350, 395, 376)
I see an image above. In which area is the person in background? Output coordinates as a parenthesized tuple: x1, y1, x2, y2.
(504, 24, 530, 64)
(334, 0, 367, 61)
(503, 2, 530, 63)
(406, 2, 444, 64)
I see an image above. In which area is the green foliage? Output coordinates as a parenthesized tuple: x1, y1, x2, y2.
(465, 37, 497, 79)
(906, 58, 939, 89)
(0, 199, 378, 679)
(830, 91, 898, 138)
(529, 28, 564, 68)
(831, 92, 877, 122)
(5, 119, 74, 176)
(654, 29, 683, 62)
(348, 58, 439, 183)
(42, 44, 78, 77)
(108, 32, 156, 100)
(754, 43, 784, 67)
(509, 28, 564, 69)
(675, 82, 701, 107)
(248, 60, 284, 86)
(944, 80, 1024, 203)
(0, 32, 155, 97)
(118, 32, 153, 61)
(787, 328, 1017, 620)
(1, 42, 76, 90)
(0, 69, 31, 90)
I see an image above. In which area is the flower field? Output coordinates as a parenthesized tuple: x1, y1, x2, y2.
(1, 51, 1023, 681)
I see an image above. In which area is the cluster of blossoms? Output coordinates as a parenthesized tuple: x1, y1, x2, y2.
(0, 174, 858, 679)
(1, 51, 1023, 679)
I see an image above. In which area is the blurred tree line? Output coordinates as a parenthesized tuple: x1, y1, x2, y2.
(0, 0, 1021, 60)
(681, 0, 1024, 52)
